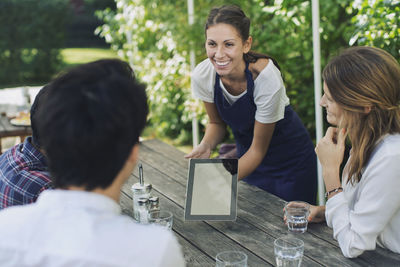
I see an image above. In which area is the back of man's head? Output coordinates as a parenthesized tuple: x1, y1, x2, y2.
(30, 85, 49, 148)
(37, 59, 148, 190)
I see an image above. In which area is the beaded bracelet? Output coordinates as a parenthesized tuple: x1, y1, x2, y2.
(325, 187, 343, 198)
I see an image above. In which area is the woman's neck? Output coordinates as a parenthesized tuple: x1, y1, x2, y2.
(220, 75, 248, 96)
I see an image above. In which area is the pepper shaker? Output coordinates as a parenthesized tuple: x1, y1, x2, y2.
(149, 196, 160, 212)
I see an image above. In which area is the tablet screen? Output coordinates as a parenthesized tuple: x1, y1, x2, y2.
(184, 158, 238, 221)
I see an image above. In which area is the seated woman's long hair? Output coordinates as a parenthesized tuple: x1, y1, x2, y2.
(322, 46, 400, 184)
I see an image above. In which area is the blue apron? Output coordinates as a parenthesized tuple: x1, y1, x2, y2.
(214, 62, 317, 204)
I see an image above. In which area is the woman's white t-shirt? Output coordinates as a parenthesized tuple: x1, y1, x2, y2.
(191, 58, 290, 124)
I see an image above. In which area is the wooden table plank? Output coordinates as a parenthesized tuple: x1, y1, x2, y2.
(121, 139, 400, 266)
(121, 164, 272, 266)
(119, 191, 216, 266)
(137, 140, 368, 266)
(141, 140, 400, 264)
(234, 183, 400, 265)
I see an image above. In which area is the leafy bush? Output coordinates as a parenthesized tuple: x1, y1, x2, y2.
(350, 0, 399, 62)
(246, 0, 356, 137)
(0, 0, 68, 86)
(96, 1, 196, 144)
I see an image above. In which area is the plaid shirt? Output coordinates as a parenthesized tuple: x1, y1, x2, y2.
(0, 137, 52, 209)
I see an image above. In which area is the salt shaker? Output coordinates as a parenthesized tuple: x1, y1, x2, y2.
(149, 196, 160, 212)
(137, 197, 150, 224)
(131, 163, 152, 222)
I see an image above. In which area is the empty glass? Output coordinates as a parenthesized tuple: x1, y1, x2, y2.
(284, 201, 310, 233)
(215, 251, 247, 267)
(147, 210, 173, 230)
(274, 236, 304, 267)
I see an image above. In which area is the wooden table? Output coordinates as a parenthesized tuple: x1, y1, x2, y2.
(120, 139, 400, 266)
(0, 114, 32, 153)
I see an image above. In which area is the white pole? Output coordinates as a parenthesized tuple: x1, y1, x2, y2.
(311, 0, 325, 205)
(188, 0, 199, 147)
(122, 3, 134, 69)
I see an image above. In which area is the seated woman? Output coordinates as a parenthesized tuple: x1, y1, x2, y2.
(309, 46, 400, 258)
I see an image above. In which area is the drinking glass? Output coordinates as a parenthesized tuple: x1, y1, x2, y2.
(274, 236, 304, 267)
(147, 210, 173, 230)
(284, 201, 310, 233)
(215, 251, 247, 267)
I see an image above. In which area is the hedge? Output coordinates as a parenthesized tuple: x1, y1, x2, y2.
(0, 0, 69, 86)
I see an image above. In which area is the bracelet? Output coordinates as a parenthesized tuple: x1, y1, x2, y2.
(325, 187, 343, 198)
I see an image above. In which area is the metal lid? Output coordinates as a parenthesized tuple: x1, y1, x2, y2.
(137, 197, 149, 206)
(131, 182, 152, 193)
(149, 196, 159, 203)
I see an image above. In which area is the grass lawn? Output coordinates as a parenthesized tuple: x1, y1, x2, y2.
(61, 48, 120, 68)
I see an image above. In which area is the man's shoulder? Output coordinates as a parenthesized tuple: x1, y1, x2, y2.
(0, 207, 184, 266)
(0, 152, 51, 209)
(0, 203, 35, 232)
(92, 217, 182, 264)
(0, 140, 50, 184)
(0, 141, 44, 173)
(0, 144, 18, 168)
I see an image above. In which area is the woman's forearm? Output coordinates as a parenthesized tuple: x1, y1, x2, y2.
(237, 148, 265, 179)
(237, 121, 275, 179)
(200, 122, 227, 150)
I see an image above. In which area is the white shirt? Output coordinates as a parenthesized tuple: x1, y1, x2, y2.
(191, 58, 290, 124)
(0, 190, 185, 267)
(326, 134, 400, 258)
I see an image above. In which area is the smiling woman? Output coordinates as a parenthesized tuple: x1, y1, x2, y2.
(205, 23, 251, 86)
(184, 4, 318, 204)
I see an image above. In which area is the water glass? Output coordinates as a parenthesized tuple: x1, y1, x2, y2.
(147, 210, 173, 230)
(215, 251, 247, 267)
(284, 201, 310, 233)
(274, 236, 304, 267)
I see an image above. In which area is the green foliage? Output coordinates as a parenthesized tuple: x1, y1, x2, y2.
(96, 0, 399, 145)
(350, 0, 400, 61)
(246, 0, 356, 136)
(96, 0, 196, 144)
(0, 0, 69, 86)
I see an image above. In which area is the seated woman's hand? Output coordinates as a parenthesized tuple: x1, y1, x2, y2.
(308, 205, 326, 223)
(184, 142, 212, 159)
(282, 203, 325, 224)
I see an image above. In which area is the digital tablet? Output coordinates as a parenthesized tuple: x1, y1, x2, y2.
(184, 158, 238, 221)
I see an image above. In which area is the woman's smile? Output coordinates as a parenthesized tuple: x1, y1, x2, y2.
(205, 23, 251, 77)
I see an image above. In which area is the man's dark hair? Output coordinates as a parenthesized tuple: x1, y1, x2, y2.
(30, 85, 49, 148)
(37, 59, 148, 190)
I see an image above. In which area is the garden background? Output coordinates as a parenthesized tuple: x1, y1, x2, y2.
(0, 0, 399, 153)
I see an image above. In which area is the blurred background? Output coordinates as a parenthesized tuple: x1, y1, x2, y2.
(0, 0, 399, 154)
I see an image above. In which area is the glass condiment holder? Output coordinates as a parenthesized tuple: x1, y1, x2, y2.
(131, 163, 152, 222)
(137, 197, 150, 224)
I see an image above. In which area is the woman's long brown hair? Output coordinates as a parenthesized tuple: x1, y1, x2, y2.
(322, 46, 400, 184)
